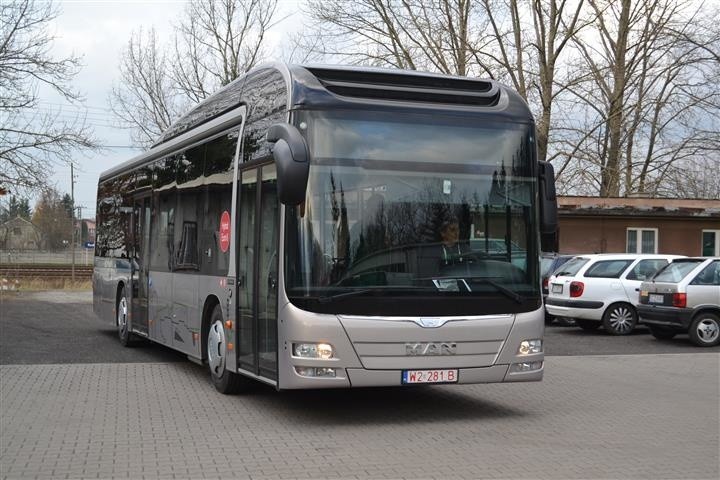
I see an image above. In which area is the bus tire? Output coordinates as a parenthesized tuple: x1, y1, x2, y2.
(116, 285, 134, 347)
(207, 304, 250, 394)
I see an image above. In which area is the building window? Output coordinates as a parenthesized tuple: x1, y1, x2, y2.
(702, 230, 720, 256)
(627, 228, 657, 254)
(13, 227, 21, 235)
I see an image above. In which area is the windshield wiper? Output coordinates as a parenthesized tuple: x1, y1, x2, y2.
(478, 278, 524, 304)
(435, 276, 524, 304)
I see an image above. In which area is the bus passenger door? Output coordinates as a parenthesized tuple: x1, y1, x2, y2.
(131, 197, 150, 336)
(236, 164, 279, 381)
(257, 165, 279, 380)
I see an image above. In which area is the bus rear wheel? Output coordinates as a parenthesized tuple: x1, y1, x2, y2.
(207, 305, 251, 394)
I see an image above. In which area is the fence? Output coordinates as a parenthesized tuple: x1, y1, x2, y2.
(0, 249, 95, 266)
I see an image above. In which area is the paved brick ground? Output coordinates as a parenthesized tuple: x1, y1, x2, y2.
(1, 354, 718, 479)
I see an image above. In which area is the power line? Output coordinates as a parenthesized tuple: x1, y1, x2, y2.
(37, 101, 113, 112)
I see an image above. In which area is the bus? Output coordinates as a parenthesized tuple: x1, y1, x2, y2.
(93, 63, 558, 393)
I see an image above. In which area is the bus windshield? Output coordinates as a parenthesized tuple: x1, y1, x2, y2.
(284, 110, 540, 316)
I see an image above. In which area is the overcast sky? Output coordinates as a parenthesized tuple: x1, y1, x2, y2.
(41, 0, 300, 218)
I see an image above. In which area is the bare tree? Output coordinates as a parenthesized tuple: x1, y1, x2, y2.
(302, 0, 477, 75)
(109, 29, 182, 148)
(301, 0, 589, 164)
(0, 0, 97, 194)
(31, 187, 72, 250)
(110, 0, 279, 147)
(554, 0, 720, 197)
(473, 0, 589, 163)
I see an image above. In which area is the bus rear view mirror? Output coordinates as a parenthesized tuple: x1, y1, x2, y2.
(267, 123, 310, 206)
(538, 161, 558, 251)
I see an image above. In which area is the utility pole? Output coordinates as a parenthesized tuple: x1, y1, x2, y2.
(71, 163, 75, 282)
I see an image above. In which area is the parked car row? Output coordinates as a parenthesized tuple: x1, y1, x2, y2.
(542, 253, 720, 347)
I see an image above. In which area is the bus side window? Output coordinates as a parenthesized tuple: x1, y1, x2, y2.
(97, 174, 133, 259)
(174, 146, 204, 272)
(241, 67, 286, 164)
(151, 156, 177, 273)
(201, 130, 238, 276)
(242, 111, 286, 164)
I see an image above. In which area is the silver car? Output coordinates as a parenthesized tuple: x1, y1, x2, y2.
(638, 258, 720, 347)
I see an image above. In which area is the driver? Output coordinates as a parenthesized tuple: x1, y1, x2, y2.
(439, 218, 471, 266)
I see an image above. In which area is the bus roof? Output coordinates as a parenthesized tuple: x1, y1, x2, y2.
(100, 63, 533, 182)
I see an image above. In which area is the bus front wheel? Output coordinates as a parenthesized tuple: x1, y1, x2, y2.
(117, 285, 134, 347)
(207, 304, 250, 394)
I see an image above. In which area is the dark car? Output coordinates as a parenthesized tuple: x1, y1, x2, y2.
(541, 253, 575, 324)
(638, 257, 720, 347)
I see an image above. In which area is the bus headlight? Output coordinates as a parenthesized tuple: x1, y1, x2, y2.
(509, 361, 543, 373)
(295, 366, 336, 378)
(293, 343, 334, 359)
(518, 339, 543, 355)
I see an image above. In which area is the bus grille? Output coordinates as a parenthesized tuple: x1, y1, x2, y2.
(352, 340, 504, 369)
(338, 315, 512, 370)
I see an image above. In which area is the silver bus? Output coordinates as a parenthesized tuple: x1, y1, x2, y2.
(93, 63, 558, 393)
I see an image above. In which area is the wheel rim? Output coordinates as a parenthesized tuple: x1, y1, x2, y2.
(208, 320, 226, 376)
(117, 296, 128, 335)
(696, 318, 720, 344)
(608, 306, 634, 334)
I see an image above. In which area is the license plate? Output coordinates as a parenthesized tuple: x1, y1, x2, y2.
(402, 369, 458, 384)
(551, 284, 563, 293)
(649, 294, 664, 304)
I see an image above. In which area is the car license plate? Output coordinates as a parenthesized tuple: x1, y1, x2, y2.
(402, 369, 458, 384)
(649, 294, 664, 304)
(551, 284, 563, 293)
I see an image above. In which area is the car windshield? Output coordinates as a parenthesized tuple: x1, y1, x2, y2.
(540, 257, 556, 276)
(652, 259, 703, 283)
(284, 110, 540, 316)
(540, 255, 571, 276)
(553, 257, 588, 277)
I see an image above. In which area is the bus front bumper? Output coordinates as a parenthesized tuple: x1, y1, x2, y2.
(346, 362, 543, 387)
(279, 360, 544, 389)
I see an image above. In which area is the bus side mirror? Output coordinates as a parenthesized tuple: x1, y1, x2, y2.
(538, 161, 558, 251)
(267, 123, 310, 206)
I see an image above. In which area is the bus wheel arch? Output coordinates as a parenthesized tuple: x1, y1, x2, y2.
(202, 299, 249, 394)
(200, 295, 221, 362)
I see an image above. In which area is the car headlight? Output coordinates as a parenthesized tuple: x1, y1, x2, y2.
(293, 342, 334, 359)
(518, 339, 543, 355)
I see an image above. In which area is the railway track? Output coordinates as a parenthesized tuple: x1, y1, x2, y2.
(0, 264, 93, 279)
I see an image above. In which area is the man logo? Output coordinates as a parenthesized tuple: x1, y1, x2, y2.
(414, 317, 449, 328)
(405, 342, 457, 356)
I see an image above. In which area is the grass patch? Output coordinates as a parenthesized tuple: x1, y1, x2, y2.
(1, 278, 92, 291)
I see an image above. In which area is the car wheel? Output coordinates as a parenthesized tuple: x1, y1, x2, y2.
(602, 303, 637, 335)
(207, 305, 252, 394)
(688, 313, 720, 347)
(649, 326, 677, 340)
(576, 319, 600, 330)
(117, 285, 134, 347)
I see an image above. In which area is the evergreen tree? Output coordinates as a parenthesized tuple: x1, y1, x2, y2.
(0, 196, 32, 222)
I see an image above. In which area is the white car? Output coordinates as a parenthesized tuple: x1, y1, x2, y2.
(545, 254, 684, 335)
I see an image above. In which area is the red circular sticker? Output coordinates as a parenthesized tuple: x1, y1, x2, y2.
(219, 211, 230, 253)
